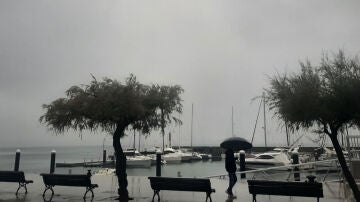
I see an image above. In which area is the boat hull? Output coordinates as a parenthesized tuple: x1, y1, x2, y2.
(163, 154, 182, 164)
(126, 158, 152, 168)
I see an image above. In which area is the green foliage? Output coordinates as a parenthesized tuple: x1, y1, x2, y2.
(149, 84, 183, 131)
(266, 50, 360, 136)
(39, 74, 184, 136)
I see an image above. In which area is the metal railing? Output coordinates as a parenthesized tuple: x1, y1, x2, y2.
(206, 159, 342, 183)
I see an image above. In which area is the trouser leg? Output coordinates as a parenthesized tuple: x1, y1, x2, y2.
(227, 173, 237, 195)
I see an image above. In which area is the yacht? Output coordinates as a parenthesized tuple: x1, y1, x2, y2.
(176, 149, 193, 162)
(199, 153, 212, 160)
(162, 148, 182, 164)
(240, 150, 291, 170)
(123, 149, 152, 168)
(191, 152, 203, 161)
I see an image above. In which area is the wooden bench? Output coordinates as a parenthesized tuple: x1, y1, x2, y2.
(0, 171, 33, 194)
(40, 170, 98, 199)
(247, 177, 323, 202)
(148, 177, 215, 202)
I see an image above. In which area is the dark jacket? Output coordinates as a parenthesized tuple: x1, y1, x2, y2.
(225, 149, 236, 173)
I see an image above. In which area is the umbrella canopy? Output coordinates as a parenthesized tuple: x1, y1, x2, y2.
(220, 137, 252, 151)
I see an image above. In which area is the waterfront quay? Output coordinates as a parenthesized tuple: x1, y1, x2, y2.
(0, 173, 354, 201)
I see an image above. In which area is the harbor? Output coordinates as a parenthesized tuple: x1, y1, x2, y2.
(2, 0, 360, 201)
(0, 145, 358, 201)
(0, 173, 354, 202)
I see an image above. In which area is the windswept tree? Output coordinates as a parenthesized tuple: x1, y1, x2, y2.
(266, 50, 360, 200)
(39, 75, 183, 200)
(149, 85, 184, 150)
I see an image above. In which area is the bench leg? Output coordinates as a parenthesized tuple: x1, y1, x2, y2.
(252, 194, 256, 202)
(16, 182, 28, 195)
(152, 190, 160, 202)
(83, 187, 95, 199)
(206, 192, 212, 202)
(43, 185, 54, 197)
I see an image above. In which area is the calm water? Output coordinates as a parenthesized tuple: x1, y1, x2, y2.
(0, 146, 226, 177)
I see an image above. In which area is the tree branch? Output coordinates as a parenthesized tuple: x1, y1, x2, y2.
(323, 123, 331, 136)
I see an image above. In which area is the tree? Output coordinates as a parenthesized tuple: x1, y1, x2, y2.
(149, 85, 183, 150)
(266, 50, 360, 200)
(39, 75, 183, 200)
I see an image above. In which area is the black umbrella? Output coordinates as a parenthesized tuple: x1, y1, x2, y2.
(220, 137, 252, 151)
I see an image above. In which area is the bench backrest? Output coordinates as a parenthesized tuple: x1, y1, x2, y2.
(41, 173, 92, 187)
(0, 171, 26, 182)
(148, 177, 212, 192)
(247, 180, 323, 198)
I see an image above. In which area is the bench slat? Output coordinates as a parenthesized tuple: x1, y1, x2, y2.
(148, 177, 214, 192)
(248, 180, 323, 198)
(41, 174, 92, 187)
(0, 171, 26, 182)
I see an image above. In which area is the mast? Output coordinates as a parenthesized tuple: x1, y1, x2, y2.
(285, 123, 290, 147)
(191, 103, 193, 148)
(138, 131, 141, 152)
(133, 129, 136, 156)
(263, 92, 268, 149)
(178, 115, 181, 150)
(102, 138, 105, 152)
(169, 132, 172, 148)
(232, 106, 234, 137)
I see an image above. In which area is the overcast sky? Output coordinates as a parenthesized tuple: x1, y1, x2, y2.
(1, 0, 360, 149)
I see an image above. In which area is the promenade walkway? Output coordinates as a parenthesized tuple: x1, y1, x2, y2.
(0, 173, 354, 201)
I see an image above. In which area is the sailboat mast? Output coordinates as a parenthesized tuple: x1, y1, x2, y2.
(285, 123, 290, 147)
(191, 103, 193, 148)
(232, 106, 234, 137)
(169, 132, 172, 148)
(133, 130, 136, 156)
(263, 92, 268, 148)
(138, 131, 141, 152)
(178, 115, 181, 150)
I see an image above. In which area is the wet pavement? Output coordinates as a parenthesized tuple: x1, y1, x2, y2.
(0, 173, 355, 201)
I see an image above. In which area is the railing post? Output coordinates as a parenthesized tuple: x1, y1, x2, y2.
(14, 149, 21, 172)
(292, 151, 300, 181)
(240, 150, 246, 179)
(156, 151, 161, 177)
(50, 150, 56, 174)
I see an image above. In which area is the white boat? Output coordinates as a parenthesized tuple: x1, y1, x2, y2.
(162, 147, 182, 164)
(124, 149, 152, 168)
(176, 149, 193, 162)
(191, 152, 203, 161)
(199, 153, 212, 160)
(241, 151, 291, 170)
(162, 153, 182, 164)
(149, 154, 167, 165)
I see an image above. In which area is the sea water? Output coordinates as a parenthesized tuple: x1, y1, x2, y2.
(0, 146, 226, 177)
(0, 146, 341, 181)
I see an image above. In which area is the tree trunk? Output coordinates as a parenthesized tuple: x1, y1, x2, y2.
(330, 134, 360, 201)
(113, 124, 131, 200)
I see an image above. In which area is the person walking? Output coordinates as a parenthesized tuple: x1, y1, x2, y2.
(225, 148, 237, 198)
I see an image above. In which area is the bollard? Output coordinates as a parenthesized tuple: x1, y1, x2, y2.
(156, 151, 161, 177)
(177, 171, 182, 177)
(50, 150, 56, 174)
(239, 150, 246, 179)
(292, 151, 300, 181)
(103, 150, 107, 165)
(14, 149, 21, 172)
